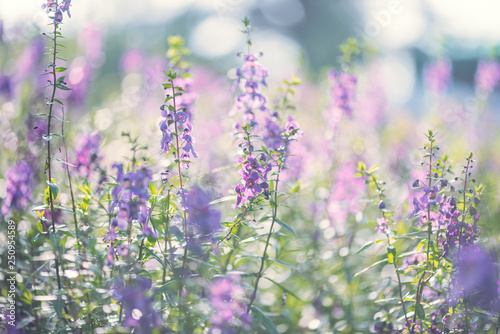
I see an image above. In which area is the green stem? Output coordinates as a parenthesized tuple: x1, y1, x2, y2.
(245, 141, 288, 316)
(411, 142, 434, 333)
(46, 13, 63, 294)
(461, 158, 471, 333)
(168, 79, 190, 330)
(61, 108, 82, 253)
(163, 189, 171, 285)
(371, 176, 409, 327)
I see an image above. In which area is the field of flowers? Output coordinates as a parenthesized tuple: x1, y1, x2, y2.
(1, 1, 500, 333)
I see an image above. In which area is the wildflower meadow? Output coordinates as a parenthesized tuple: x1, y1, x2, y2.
(2, 1, 500, 333)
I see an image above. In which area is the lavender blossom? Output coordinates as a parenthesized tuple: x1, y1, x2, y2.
(446, 247, 499, 312)
(14, 37, 44, 84)
(327, 162, 365, 224)
(159, 75, 198, 168)
(1, 161, 33, 216)
(261, 117, 283, 152)
(329, 70, 357, 117)
(375, 217, 387, 234)
(42, 0, 72, 25)
(475, 59, 500, 94)
(78, 24, 105, 66)
(231, 54, 269, 127)
(185, 186, 221, 238)
(441, 197, 480, 257)
(424, 59, 452, 94)
(73, 133, 102, 178)
(209, 276, 252, 332)
(107, 164, 156, 247)
(113, 277, 161, 332)
(0, 74, 12, 99)
(235, 155, 271, 208)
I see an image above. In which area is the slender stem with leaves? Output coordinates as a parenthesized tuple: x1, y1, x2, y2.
(357, 163, 410, 327)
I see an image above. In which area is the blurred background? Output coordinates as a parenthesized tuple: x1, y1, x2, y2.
(2, 1, 500, 332)
(3, 0, 500, 89)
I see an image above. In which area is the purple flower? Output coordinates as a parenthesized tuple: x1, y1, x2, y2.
(53, 9, 63, 25)
(234, 155, 271, 208)
(185, 187, 221, 238)
(230, 54, 269, 128)
(173, 76, 196, 121)
(261, 117, 283, 152)
(237, 54, 268, 87)
(1, 161, 33, 216)
(327, 69, 357, 118)
(43, 0, 72, 26)
(120, 49, 145, 74)
(327, 162, 365, 224)
(106, 245, 115, 266)
(103, 225, 117, 243)
(375, 217, 388, 234)
(117, 243, 129, 256)
(284, 116, 302, 138)
(66, 58, 92, 105)
(60, 0, 71, 18)
(409, 185, 444, 228)
(424, 59, 452, 93)
(0, 74, 12, 99)
(78, 24, 105, 66)
(107, 164, 155, 243)
(176, 111, 188, 123)
(159, 77, 197, 168)
(73, 133, 102, 178)
(446, 247, 498, 312)
(209, 276, 252, 332)
(475, 59, 500, 94)
(113, 277, 161, 331)
(14, 37, 45, 84)
(41, 0, 56, 12)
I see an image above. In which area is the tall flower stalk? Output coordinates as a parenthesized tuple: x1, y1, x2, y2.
(40, 0, 73, 298)
(357, 162, 410, 327)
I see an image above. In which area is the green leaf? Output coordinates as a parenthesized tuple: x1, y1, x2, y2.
(262, 277, 303, 302)
(354, 258, 388, 277)
(149, 182, 158, 196)
(209, 195, 236, 205)
(415, 303, 425, 319)
(275, 218, 296, 236)
(55, 67, 67, 72)
(18, 283, 33, 305)
(56, 83, 72, 91)
(25, 260, 51, 287)
(155, 279, 178, 295)
(54, 205, 77, 215)
(47, 180, 59, 199)
(267, 258, 298, 270)
(240, 233, 268, 244)
(387, 246, 396, 264)
(53, 292, 65, 318)
(144, 247, 165, 268)
(52, 156, 76, 167)
(289, 182, 301, 194)
(357, 239, 383, 254)
(368, 165, 380, 173)
(32, 205, 49, 212)
(251, 306, 279, 334)
(416, 239, 426, 252)
(357, 161, 366, 172)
